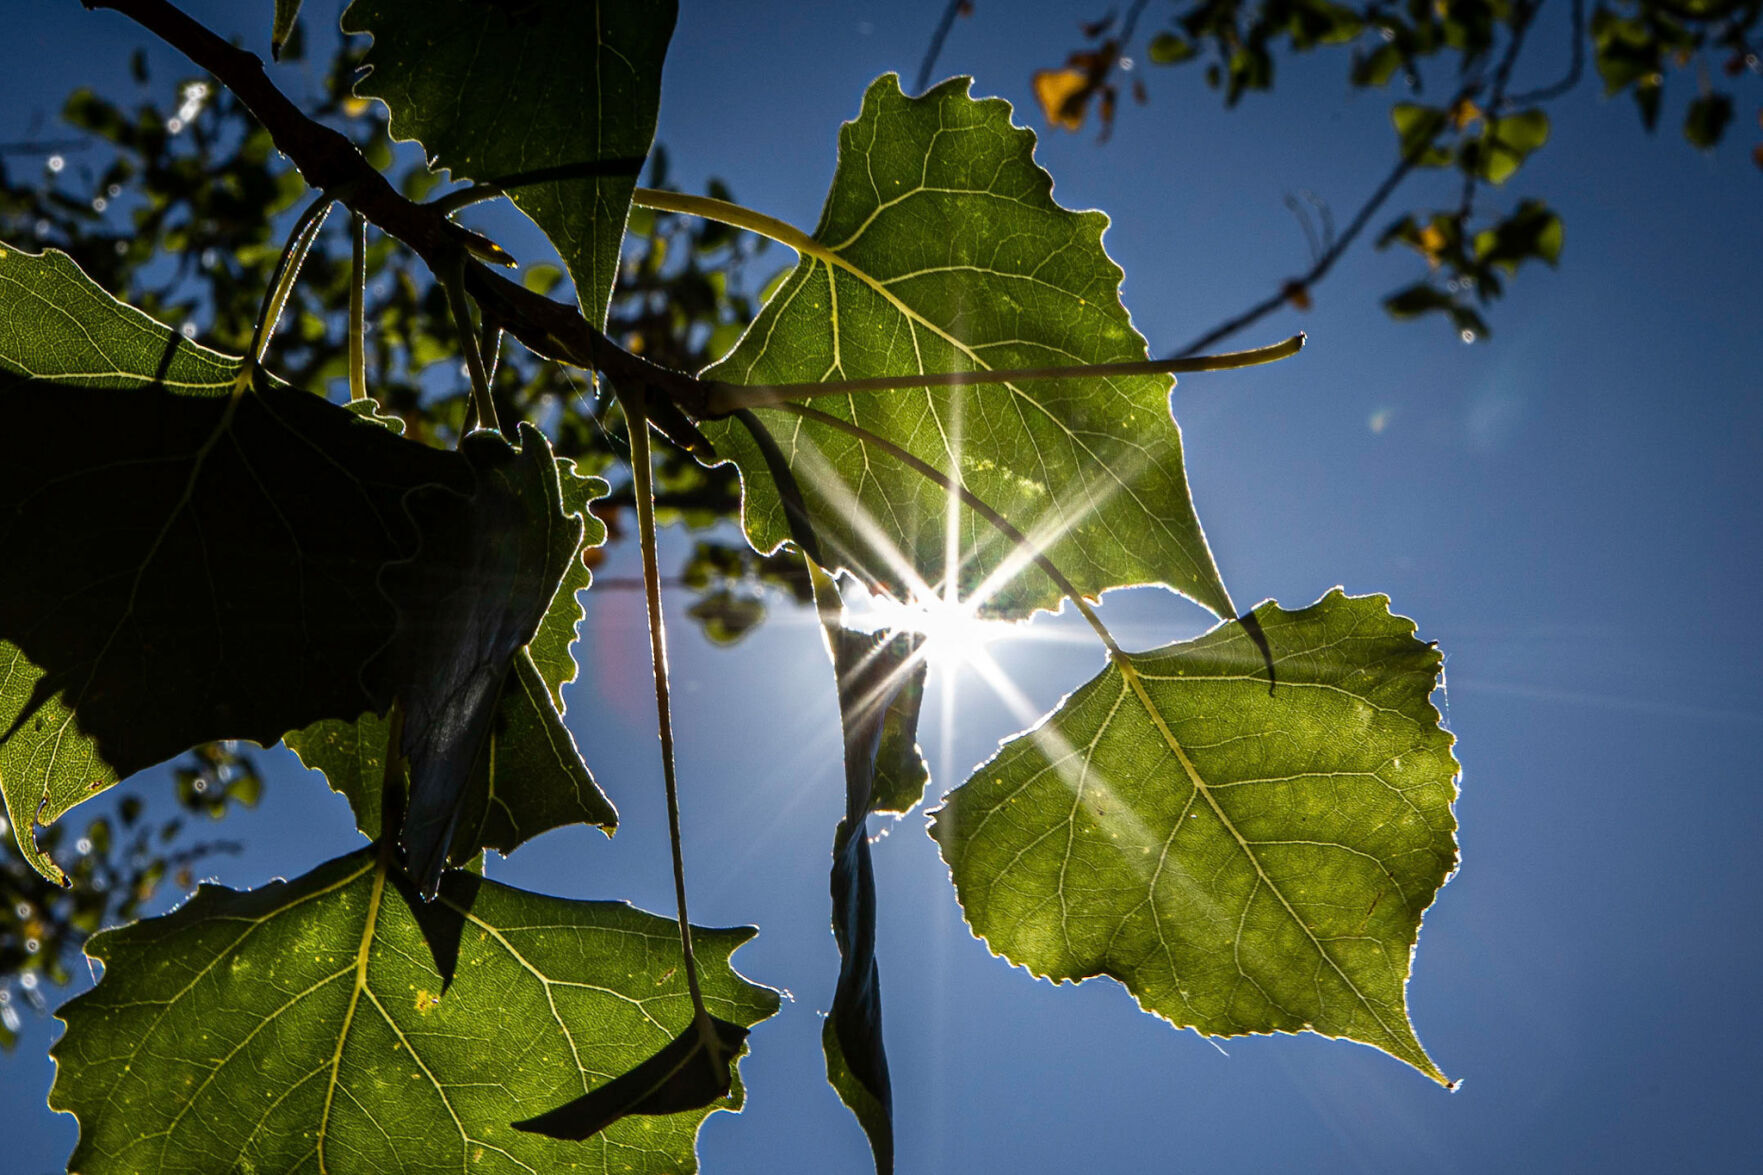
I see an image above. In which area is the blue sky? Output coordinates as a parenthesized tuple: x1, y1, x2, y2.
(4, 2, 1761, 1172)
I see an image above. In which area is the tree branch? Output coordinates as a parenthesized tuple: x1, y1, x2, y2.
(1509, 0, 1587, 105)
(81, 0, 692, 420)
(1172, 88, 1472, 357)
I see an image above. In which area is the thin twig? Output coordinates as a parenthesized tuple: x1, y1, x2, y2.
(915, 0, 968, 94)
(248, 190, 333, 367)
(619, 384, 720, 1057)
(1509, 0, 1587, 105)
(705, 335, 1305, 413)
(348, 211, 367, 402)
(1174, 73, 1483, 357)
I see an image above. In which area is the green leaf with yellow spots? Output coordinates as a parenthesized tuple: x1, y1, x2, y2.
(51, 847, 779, 1174)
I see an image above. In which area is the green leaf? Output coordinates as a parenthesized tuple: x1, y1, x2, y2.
(377, 424, 583, 894)
(51, 848, 779, 1174)
(1473, 199, 1564, 274)
(345, 0, 677, 327)
(1148, 33, 1198, 65)
(1390, 103, 1452, 167)
(286, 458, 616, 871)
(528, 457, 609, 710)
(822, 626, 928, 1173)
(701, 75, 1234, 622)
(1477, 109, 1550, 185)
(0, 244, 508, 882)
(287, 650, 617, 868)
(1683, 92, 1734, 150)
(271, 0, 303, 60)
(932, 591, 1459, 1084)
(1351, 42, 1403, 88)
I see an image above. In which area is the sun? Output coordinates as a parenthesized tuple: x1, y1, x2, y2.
(843, 584, 1010, 677)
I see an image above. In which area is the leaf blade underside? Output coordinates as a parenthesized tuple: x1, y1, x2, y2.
(50, 848, 779, 1174)
(932, 591, 1460, 1083)
(701, 75, 1233, 622)
(287, 458, 617, 873)
(0, 244, 460, 880)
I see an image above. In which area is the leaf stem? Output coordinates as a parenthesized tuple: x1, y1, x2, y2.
(775, 401, 1124, 657)
(348, 211, 367, 403)
(618, 384, 717, 1047)
(705, 334, 1305, 413)
(441, 252, 500, 436)
(633, 187, 820, 257)
(248, 190, 333, 368)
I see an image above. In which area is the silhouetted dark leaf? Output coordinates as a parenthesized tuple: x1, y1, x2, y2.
(0, 245, 470, 881)
(378, 422, 581, 895)
(820, 626, 927, 1174)
(1684, 92, 1734, 149)
(513, 1015, 753, 1142)
(271, 0, 303, 59)
(346, 0, 677, 326)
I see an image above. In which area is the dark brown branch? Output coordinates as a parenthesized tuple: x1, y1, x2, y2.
(1173, 20, 1559, 360)
(82, 0, 694, 420)
(1173, 87, 1474, 357)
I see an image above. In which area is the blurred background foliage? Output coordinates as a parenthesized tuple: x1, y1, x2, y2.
(0, 22, 800, 1036)
(1011, 0, 1760, 338)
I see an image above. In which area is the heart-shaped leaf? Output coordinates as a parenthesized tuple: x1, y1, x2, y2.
(933, 591, 1459, 1084)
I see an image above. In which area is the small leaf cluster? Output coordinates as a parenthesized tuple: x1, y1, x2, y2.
(1020, 0, 1760, 340)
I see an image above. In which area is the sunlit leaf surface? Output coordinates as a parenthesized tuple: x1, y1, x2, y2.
(934, 591, 1459, 1082)
(703, 75, 1233, 621)
(51, 848, 778, 1174)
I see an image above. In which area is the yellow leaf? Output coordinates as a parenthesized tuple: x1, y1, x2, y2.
(1417, 223, 1448, 268)
(1032, 69, 1090, 131)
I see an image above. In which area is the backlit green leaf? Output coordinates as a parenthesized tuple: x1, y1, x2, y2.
(933, 591, 1459, 1083)
(51, 848, 779, 1174)
(345, 0, 677, 327)
(1478, 109, 1550, 185)
(271, 0, 303, 59)
(702, 75, 1234, 621)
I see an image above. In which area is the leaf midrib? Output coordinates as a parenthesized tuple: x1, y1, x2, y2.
(1110, 652, 1439, 1079)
